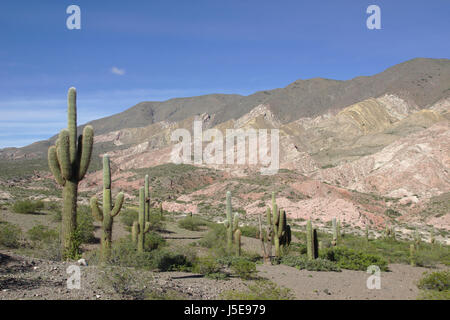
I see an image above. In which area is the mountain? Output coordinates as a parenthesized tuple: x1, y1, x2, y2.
(2, 58, 450, 160)
(1, 57, 449, 233)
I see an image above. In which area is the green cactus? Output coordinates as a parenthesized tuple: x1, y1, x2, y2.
(414, 229, 421, 247)
(48, 87, 93, 258)
(332, 218, 338, 246)
(337, 219, 342, 241)
(410, 244, 416, 266)
(365, 225, 369, 242)
(306, 220, 318, 260)
(234, 229, 242, 256)
(159, 202, 163, 218)
(132, 187, 151, 252)
(144, 175, 150, 222)
(268, 192, 291, 257)
(90, 155, 124, 261)
(224, 191, 240, 252)
(430, 229, 435, 245)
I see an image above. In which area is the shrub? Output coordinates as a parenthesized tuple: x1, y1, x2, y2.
(26, 225, 61, 260)
(12, 200, 44, 214)
(230, 258, 257, 280)
(151, 249, 192, 271)
(280, 255, 341, 272)
(27, 224, 58, 243)
(198, 223, 227, 249)
(418, 270, 450, 292)
(144, 231, 166, 251)
(0, 222, 22, 248)
(76, 205, 96, 244)
(319, 247, 388, 271)
(193, 255, 223, 277)
(178, 216, 206, 231)
(220, 280, 294, 300)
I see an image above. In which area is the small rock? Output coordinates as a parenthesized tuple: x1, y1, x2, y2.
(77, 258, 88, 266)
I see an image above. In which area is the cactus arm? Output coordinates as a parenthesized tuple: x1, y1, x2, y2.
(233, 212, 239, 231)
(77, 125, 94, 180)
(266, 207, 272, 226)
(90, 196, 103, 222)
(67, 87, 78, 164)
(234, 229, 242, 256)
(144, 222, 151, 234)
(144, 174, 150, 221)
(132, 221, 139, 244)
(277, 210, 285, 238)
(58, 129, 72, 180)
(111, 192, 124, 217)
(48, 146, 65, 186)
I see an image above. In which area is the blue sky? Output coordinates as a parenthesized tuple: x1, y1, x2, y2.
(0, 0, 449, 148)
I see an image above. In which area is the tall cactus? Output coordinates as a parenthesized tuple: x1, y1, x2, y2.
(235, 229, 242, 256)
(430, 229, 435, 245)
(365, 225, 370, 242)
(410, 244, 416, 266)
(224, 191, 239, 252)
(48, 87, 93, 258)
(269, 192, 291, 257)
(90, 155, 124, 261)
(132, 187, 151, 252)
(306, 220, 318, 260)
(144, 175, 150, 222)
(332, 218, 338, 246)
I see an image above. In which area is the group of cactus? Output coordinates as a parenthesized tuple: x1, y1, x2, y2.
(224, 191, 242, 256)
(47, 88, 162, 260)
(132, 175, 152, 252)
(258, 192, 292, 260)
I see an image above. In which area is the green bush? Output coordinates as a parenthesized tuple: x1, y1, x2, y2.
(192, 255, 223, 277)
(26, 225, 61, 260)
(178, 216, 206, 231)
(280, 255, 341, 272)
(27, 224, 58, 243)
(12, 200, 44, 214)
(230, 258, 257, 280)
(417, 270, 450, 300)
(220, 280, 294, 300)
(144, 231, 166, 251)
(0, 222, 22, 248)
(319, 247, 388, 271)
(198, 223, 227, 249)
(76, 205, 96, 244)
(418, 270, 450, 291)
(151, 249, 192, 271)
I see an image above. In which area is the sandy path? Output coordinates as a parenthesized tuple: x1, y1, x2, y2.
(257, 263, 433, 300)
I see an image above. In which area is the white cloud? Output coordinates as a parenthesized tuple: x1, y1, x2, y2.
(111, 66, 126, 76)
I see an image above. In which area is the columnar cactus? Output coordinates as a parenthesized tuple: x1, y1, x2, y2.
(90, 155, 124, 261)
(159, 202, 163, 218)
(332, 218, 338, 246)
(430, 229, 435, 245)
(414, 229, 421, 246)
(132, 187, 151, 252)
(224, 191, 239, 252)
(337, 219, 342, 241)
(306, 220, 318, 260)
(365, 225, 369, 242)
(269, 192, 291, 257)
(235, 229, 242, 256)
(48, 87, 93, 258)
(410, 244, 416, 266)
(144, 175, 150, 222)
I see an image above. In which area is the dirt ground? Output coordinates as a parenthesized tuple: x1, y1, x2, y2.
(0, 209, 441, 300)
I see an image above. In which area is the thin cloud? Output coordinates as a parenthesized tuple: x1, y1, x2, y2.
(111, 66, 126, 76)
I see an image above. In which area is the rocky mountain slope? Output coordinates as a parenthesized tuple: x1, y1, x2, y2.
(0, 58, 449, 232)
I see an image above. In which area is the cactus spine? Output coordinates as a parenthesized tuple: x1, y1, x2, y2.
(224, 191, 239, 252)
(48, 87, 93, 258)
(306, 220, 318, 260)
(133, 187, 151, 252)
(90, 155, 124, 261)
